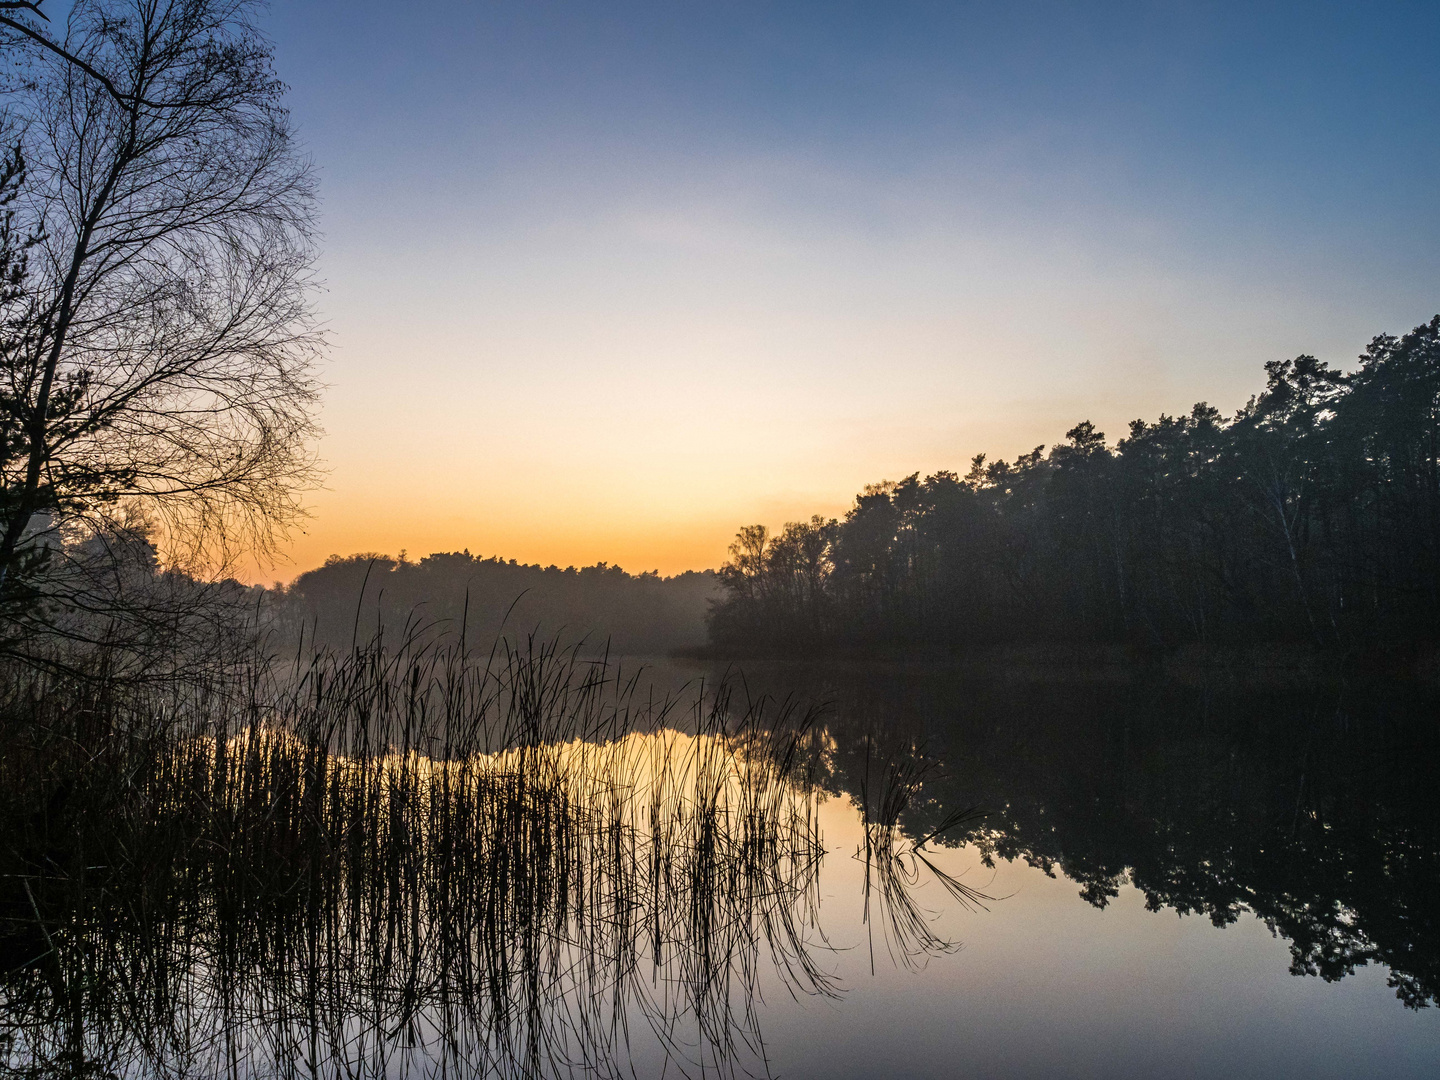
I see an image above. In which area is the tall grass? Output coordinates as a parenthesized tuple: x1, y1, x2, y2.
(0, 634, 847, 1079)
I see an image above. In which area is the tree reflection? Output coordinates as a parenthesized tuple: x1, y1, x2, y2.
(7, 647, 1434, 1080)
(793, 671, 1440, 1009)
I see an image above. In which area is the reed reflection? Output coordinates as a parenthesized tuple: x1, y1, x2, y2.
(10, 643, 1434, 1080)
(0, 641, 976, 1080)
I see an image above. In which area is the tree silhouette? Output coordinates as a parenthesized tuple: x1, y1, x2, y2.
(0, 0, 320, 647)
(710, 317, 1440, 659)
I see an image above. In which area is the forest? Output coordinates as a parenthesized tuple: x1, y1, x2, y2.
(277, 552, 717, 656)
(709, 317, 1440, 658)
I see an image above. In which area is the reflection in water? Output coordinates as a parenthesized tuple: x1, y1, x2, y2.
(774, 669, 1440, 1012)
(3, 648, 1439, 1078)
(0, 646, 965, 1079)
(2, 737, 827, 1075)
(854, 743, 995, 972)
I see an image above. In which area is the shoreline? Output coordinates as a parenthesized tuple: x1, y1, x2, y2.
(671, 640, 1440, 687)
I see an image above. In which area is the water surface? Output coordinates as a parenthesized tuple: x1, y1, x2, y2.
(3, 663, 1437, 1078)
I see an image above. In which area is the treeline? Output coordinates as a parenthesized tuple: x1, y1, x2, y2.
(276, 552, 718, 657)
(710, 316, 1440, 657)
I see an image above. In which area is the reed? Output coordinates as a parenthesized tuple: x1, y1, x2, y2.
(0, 634, 842, 1080)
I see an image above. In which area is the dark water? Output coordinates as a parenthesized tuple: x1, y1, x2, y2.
(3, 665, 1438, 1078)
(709, 667, 1440, 1079)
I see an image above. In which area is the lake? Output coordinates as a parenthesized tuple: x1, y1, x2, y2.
(668, 664, 1440, 1079)
(3, 655, 1438, 1078)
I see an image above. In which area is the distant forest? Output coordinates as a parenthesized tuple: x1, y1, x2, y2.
(276, 552, 717, 656)
(710, 316, 1440, 657)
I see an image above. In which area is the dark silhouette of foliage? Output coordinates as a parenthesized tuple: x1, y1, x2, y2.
(710, 317, 1440, 657)
(0, 0, 320, 642)
(737, 665, 1440, 1010)
(0, 639, 972, 1080)
(280, 550, 719, 657)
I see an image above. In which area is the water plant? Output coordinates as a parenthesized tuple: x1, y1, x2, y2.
(0, 634, 844, 1079)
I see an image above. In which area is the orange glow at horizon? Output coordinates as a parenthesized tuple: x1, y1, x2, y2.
(224, 152, 1431, 591)
(239, 0, 1440, 592)
(241, 482, 860, 586)
(237, 311, 1367, 591)
(252, 513, 758, 584)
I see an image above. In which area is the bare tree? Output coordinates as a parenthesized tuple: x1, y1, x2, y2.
(0, 1, 179, 107)
(0, 0, 320, 616)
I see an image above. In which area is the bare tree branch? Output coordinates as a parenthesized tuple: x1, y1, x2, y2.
(0, 0, 322, 645)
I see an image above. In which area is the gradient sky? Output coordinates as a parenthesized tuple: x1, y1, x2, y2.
(249, 0, 1440, 581)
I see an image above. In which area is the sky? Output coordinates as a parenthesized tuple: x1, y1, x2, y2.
(247, 0, 1440, 581)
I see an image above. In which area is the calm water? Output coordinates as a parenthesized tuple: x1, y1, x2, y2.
(710, 668, 1440, 1079)
(4, 664, 1438, 1078)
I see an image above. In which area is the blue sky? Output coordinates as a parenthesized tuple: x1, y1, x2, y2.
(253, 1, 1440, 576)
